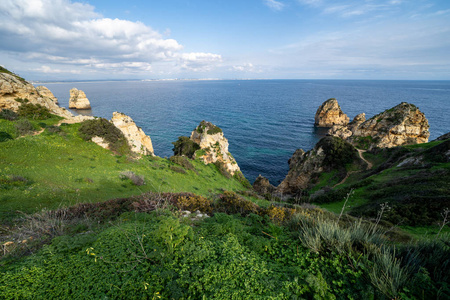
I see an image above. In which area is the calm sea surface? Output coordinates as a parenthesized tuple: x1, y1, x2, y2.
(42, 80, 450, 185)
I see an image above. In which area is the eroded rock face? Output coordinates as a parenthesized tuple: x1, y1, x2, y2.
(253, 175, 276, 195)
(0, 73, 73, 118)
(111, 112, 154, 156)
(36, 86, 58, 104)
(69, 88, 91, 110)
(190, 120, 240, 175)
(314, 98, 349, 127)
(277, 136, 358, 194)
(329, 102, 429, 149)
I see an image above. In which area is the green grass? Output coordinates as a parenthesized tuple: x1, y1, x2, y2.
(0, 122, 248, 222)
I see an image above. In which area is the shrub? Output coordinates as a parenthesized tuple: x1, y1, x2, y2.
(169, 155, 195, 171)
(45, 125, 63, 135)
(195, 120, 223, 135)
(233, 171, 252, 189)
(18, 103, 52, 120)
(172, 136, 200, 158)
(170, 165, 186, 174)
(78, 118, 130, 154)
(216, 191, 262, 216)
(214, 161, 231, 178)
(0, 109, 18, 121)
(14, 119, 35, 136)
(176, 194, 213, 213)
(14, 97, 29, 103)
(0, 131, 13, 142)
(119, 171, 145, 186)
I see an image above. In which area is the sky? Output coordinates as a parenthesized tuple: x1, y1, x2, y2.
(0, 0, 449, 80)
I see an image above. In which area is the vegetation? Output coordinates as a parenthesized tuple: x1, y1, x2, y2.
(78, 118, 130, 155)
(196, 120, 223, 135)
(17, 102, 53, 120)
(172, 136, 200, 158)
(0, 66, 27, 83)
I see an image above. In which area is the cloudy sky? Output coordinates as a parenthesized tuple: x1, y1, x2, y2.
(0, 0, 449, 80)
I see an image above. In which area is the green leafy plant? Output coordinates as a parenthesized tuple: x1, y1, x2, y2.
(172, 136, 200, 158)
(18, 103, 52, 120)
(0, 109, 18, 121)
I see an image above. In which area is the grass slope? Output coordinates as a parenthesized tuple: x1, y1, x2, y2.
(0, 121, 248, 222)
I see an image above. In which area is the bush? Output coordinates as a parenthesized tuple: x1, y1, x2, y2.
(176, 194, 213, 213)
(14, 119, 35, 136)
(0, 109, 18, 121)
(169, 155, 195, 172)
(18, 103, 52, 120)
(0, 131, 13, 142)
(216, 191, 262, 216)
(214, 161, 231, 178)
(196, 120, 223, 135)
(172, 136, 200, 158)
(233, 171, 252, 189)
(119, 171, 145, 186)
(78, 118, 130, 154)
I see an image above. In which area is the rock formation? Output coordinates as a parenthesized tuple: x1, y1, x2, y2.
(36, 86, 58, 104)
(0, 72, 72, 118)
(329, 102, 429, 149)
(69, 88, 91, 110)
(314, 98, 349, 127)
(277, 136, 358, 194)
(253, 175, 276, 195)
(190, 120, 240, 175)
(111, 112, 154, 156)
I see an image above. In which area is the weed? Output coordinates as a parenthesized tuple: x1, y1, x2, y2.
(120, 171, 145, 186)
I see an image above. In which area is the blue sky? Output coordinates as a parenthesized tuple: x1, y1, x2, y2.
(0, 0, 449, 80)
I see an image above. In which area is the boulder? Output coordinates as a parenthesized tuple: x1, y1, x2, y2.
(314, 98, 349, 127)
(111, 112, 154, 156)
(36, 86, 58, 104)
(190, 120, 240, 175)
(329, 102, 429, 149)
(0, 72, 73, 118)
(69, 88, 91, 110)
(253, 175, 276, 195)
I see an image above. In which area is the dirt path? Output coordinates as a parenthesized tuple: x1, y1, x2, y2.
(333, 149, 373, 188)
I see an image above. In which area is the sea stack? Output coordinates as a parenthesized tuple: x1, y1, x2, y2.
(69, 88, 91, 110)
(111, 112, 154, 156)
(190, 120, 241, 175)
(314, 98, 349, 127)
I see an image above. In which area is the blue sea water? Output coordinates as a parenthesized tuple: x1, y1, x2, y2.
(42, 80, 450, 185)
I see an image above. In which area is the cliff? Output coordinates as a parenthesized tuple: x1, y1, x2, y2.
(329, 102, 429, 149)
(314, 98, 349, 127)
(69, 88, 91, 110)
(36, 86, 58, 104)
(0, 72, 72, 118)
(111, 112, 154, 156)
(190, 121, 240, 175)
(277, 136, 359, 195)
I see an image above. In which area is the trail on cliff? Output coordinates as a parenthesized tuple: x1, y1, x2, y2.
(333, 149, 372, 188)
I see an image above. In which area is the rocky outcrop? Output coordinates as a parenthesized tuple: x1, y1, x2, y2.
(111, 112, 154, 156)
(329, 102, 429, 149)
(36, 86, 58, 104)
(190, 121, 240, 175)
(69, 88, 91, 110)
(0, 72, 72, 118)
(277, 136, 358, 194)
(314, 98, 349, 127)
(253, 175, 276, 195)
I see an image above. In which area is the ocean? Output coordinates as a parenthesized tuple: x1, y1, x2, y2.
(41, 80, 450, 185)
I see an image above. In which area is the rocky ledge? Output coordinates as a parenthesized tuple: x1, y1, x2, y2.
(0, 72, 72, 118)
(190, 121, 240, 175)
(69, 88, 91, 110)
(111, 112, 154, 156)
(36, 86, 58, 104)
(329, 102, 429, 149)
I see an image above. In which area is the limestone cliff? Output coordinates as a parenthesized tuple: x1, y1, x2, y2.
(329, 102, 429, 149)
(69, 88, 91, 110)
(111, 112, 154, 156)
(277, 136, 358, 194)
(314, 98, 349, 127)
(36, 86, 58, 104)
(190, 121, 240, 175)
(0, 72, 72, 118)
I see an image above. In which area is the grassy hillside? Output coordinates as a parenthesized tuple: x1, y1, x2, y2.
(0, 114, 249, 222)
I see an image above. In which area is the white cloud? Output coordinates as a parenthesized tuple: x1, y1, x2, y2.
(33, 65, 81, 74)
(179, 53, 223, 71)
(0, 0, 221, 76)
(231, 63, 263, 73)
(264, 0, 285, 11)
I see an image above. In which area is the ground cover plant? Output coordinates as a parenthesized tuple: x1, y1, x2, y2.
(1, 192, 448, 299)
